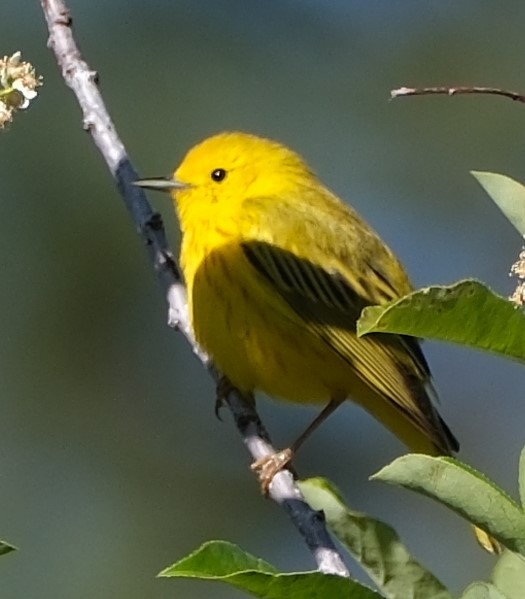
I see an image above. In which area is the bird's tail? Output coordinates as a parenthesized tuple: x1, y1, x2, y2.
(394, 407, 502, 554)
(357, 377, 502, 553)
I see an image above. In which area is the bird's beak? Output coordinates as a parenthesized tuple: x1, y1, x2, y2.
(134, 176, 189, 193)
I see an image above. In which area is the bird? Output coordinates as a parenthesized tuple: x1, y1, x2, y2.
(135, 131, 499, 553)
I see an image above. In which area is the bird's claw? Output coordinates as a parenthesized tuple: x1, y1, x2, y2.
(251, 448, 294, 495)
(215, 376, 234, 421)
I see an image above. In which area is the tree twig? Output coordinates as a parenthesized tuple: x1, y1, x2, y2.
(392, 84, 525, 305)
(40, 0, 350, 577)
(391, 85, 525, 104)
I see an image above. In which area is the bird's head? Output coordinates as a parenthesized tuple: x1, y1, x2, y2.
(135, 131, 316, 214)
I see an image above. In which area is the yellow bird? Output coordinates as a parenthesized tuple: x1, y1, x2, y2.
(136, 131, 498, 552)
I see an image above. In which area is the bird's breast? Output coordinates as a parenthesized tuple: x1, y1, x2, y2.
(181, 235, 347, 403)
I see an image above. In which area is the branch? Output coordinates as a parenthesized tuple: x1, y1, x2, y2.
(391, 85, 525, 104)
(40, 0, 349, 577)
(392, 85, 525, 304)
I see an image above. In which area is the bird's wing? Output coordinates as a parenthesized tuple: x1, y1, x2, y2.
(240, 193, 457, 452)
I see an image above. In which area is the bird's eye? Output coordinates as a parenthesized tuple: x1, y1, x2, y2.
(211, 168, 227, 182)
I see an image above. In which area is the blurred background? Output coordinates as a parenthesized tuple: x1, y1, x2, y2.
(1, 1, 525, 597)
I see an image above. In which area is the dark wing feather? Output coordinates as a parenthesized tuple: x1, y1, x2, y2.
(242, 239, 458, 453)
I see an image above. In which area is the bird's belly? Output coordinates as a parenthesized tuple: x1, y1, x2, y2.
(196, 296, 336, 403)
(189, 247, 355, 404)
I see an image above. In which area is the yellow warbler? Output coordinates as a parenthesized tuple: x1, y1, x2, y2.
(136, 131, 498, 552)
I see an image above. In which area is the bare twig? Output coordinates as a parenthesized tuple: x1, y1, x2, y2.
(391, 85, 525, 104)
(392, 84, 525, 305)
(40, 0, 349, 577)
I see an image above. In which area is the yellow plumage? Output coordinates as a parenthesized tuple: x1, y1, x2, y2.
(173, 132, 456, 455)
(136, 131, 499, 553)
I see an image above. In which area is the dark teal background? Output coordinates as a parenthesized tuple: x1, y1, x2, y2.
(1, 2, 524, 597)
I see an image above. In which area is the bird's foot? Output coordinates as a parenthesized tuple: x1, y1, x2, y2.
(214, 376, 235, 420)
(215, 377, 256, 419)
(251, 448, 294, 495)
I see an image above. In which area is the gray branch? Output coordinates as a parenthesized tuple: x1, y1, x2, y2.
(40, 0, 350, 577)
(391, 84, 525, 306)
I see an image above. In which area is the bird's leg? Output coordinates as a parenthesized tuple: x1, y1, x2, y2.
(214, 375, 235, 420)
(215, 375, 255, 420)
(251, 398, 344, 493)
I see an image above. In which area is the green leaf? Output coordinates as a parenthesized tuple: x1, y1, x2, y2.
(298, 477, 452, 599)
(160, 540, 381, 599)
(460, 582, 508, 599)
(372, 454, 525, 555)
(357, 280, 525, 364)
(491, 550, 525, 599)
(471, 171, 525, 236)
(161, 539, 277, 577)
(0, 539, 16, 556)
(519, 446, 525, 510)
